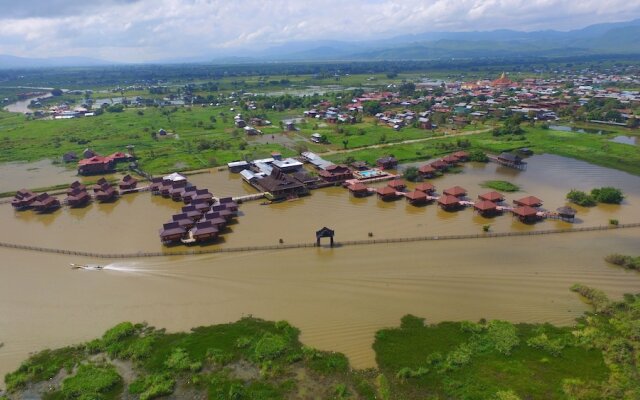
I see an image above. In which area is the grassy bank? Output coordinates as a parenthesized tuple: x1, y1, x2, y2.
(4, 287, 639, 399)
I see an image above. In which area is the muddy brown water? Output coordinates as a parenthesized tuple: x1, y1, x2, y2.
(0, 154, 639, 384)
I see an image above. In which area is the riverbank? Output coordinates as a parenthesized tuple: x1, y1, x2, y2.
(3, 285, 638, 399)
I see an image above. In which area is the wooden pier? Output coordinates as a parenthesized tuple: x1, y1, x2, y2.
(231, 192, 267, 203)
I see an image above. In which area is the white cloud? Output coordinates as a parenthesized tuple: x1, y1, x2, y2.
(0, 0, 639, 62)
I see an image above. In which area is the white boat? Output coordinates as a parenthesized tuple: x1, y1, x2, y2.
(70, 263, 104, 270)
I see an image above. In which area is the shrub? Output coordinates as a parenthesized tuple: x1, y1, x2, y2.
(591, 187, 624, 204)
(403, 166, 420, 182)
(566, 189, 596, 207)
(443, 343, 473, 370)
(481, 180, 520, 192)
(129, 373, 175, 400)
(102, 322, 135, 346)
(59, 363, 122, 399)
(469, 150, 489, 162)
(605, 254, 640, 270)
(609, 219, 619, 225)
(494, 390, 522, 400)
(486, 321, 520, 355)
(570, 284, 610, 313)
(253, 333, 288, 360)
(164, 348, 201, 372)
(526, 333, 565, 356)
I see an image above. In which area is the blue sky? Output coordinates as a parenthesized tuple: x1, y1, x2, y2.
(0, 0, 639, 62)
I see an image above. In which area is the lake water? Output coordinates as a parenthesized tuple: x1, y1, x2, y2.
(548, 124, 609, 135)
(609, 135, 638, 146)
(0, 154, 639, 383)
(0, 160, 82, 193)
(3, 93, 53, 114)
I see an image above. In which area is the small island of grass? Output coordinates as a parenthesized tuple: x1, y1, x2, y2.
(480, 180, 520, 192)
(605, 254, 640, 271)
(4, 286, 640, 400)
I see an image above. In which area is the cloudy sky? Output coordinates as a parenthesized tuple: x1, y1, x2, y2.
(1, 0, 640, 62)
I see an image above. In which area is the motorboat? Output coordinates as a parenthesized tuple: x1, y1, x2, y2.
(70, 263, 104, 270)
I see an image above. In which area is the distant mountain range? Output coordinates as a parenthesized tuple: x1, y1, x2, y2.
(2, 18, 640, 68)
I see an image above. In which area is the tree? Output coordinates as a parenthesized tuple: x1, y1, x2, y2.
(51, 88, 63, 96)
(403, 166, 420, 182)
(591, 187, 624, 204)
(362, 101, 382, 116)
(342, 139, 348, 150)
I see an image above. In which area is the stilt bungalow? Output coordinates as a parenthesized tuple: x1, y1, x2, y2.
(348, 182, 370, 197)
(66, 188, 91, 208)
(219, 197, 238, 211)
(438, 194, 462, 210)
(159, 222, 186, 244)
(11, 189, 38, 210)
(350, 161, 369, 171)
(181, 205, 203, 221)
(474, 200, 499, 216)
(211, 204, 234, 221)
(514, 196, 543, 207)
(172, 213, 195, 229)
(119, 175, 138, 191)
(170, 183, 188, 201)
(31, 193, 60, 213)
(443, 186, 467, 198)
(556, 206, 577, 221)
(191, 198, 211, 213)
(512, 206, 540, 223)
(452, 151, 469, 161)
(430, 160, 449, 171)
(376, 156, 398, 170)
(149, 177, 163, 193)
(194, 189, 214, 204)
(190, 221, 219, 242)
(376, 186, 399, 201)
(405, 190, 428, 205)
(257, 168, 307, 200)
(203, 212, 227, 229)
(318, 164, 353, 183)
(95, 185, 118, 202)
(478, 191, 504, 203)
(181, 187, 198, 204)
(415, 182, 435, 194)
(92, 178, 110, 193)
(418, 164, 436, 178)
(387, 179, 406, 191)
(442, 155, 459, 166)
(67, 181, 86, 195)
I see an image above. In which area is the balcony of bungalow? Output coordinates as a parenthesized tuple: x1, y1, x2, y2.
(203, 212, 227, 229)
(218, 197, 238, 211)
(387, 179, 407, 192)
(159, 221, 186, 244)
(348, 182, 370, 197)
(443, 186, 467, 198)
(415, 182, 436, 195)
(66, 189, 91, 208)
(478, 191, 504, 203)
(181, 205, 204, 221)
(438, 194, 462, 211)
(31, 193, 61, 213)
(191, 221, 219, 243)
(376, 186, 399, 201)
(405, 190, 428, 205)
(418, 164, 436, 178)
(171, 213, 195, 229)
(514, 196, 543, 208)
(512, 205, 540, 223)
(473, 200, 499, 217)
